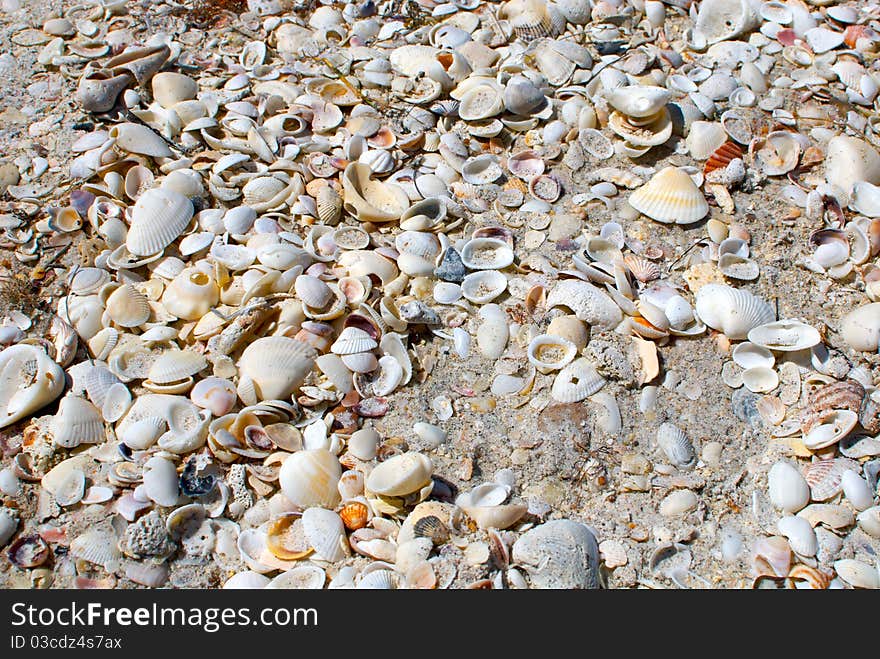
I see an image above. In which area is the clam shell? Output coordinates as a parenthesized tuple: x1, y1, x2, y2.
(834, 559, 880, 589)
(803, 410, 858, 450)
(238, 336, 317, 401)
(527, 334, 577, 374)
(0, 344, 65, 430)
(460, 238, 514, 270)
(108, 123, 172, 158)
(51, 395, 104, 448)
(105, 283, 150, 327)
(742, 366, 779, 394)
(607, 85, 670, 118)
(777, 515, 817, 557)
(695, 284, 774, 340)
(279, 449, 342, 509)
(126, 188, 194, 257)
(747, 320, 821, 352)
(551, 358, 606, 403)
(768, 461, 810, 513)
(840, 303, 880, 352)
(365, 452, 432, 497)
(70, 530, 122, 571)
(148, 350, 207, 384)
(302, 508, 348, 562)
(460, 270, 507, 304)
(143, 456, 180, 507)
(628, 166, 708, 225)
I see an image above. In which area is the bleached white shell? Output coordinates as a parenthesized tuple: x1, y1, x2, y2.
(731, 342, 774, 370)
(840, 303, 880, 352)
(695, 284, 774, 340)
(0, 344, 65, 430)
(741, 366, 779, 394)
(101, 382, 131, 422)
(803, 410, 858, 450)
(777, 515, 817, 557)
(825, 136, 880, 195)
(279, 449, 341, 509)
(302, 507, 348, 562)
(126, 188, 194, 257)
(747, 320, 821, 352)
(693, 0, 758, 45)
(161, 268, 219, 321)
(607, 85, 670, 118)
(834, 559, 880, 589)
(511, 519, 600, 589)
(148, 350, 207, 384)
(527, 334, 577, 374)
(105, 283, 150, 328)
(685, 121, 728, 160)
(476, 304, 509, 359)
(857, 507, 880, 538)
(551, 358, 606, 403)
(365, 452, 432, 497)
(223, 571, 270, 589)
(459, 237, 513, 270)
(331, 327, 378, 355)
(70, 530, 122, 571)
(0, 508, 17, 547)
(51, 395, 104, 448)
(768, 461, 810, 513)
(628, 166, 708, 225)
(238, 336, 317, 401)
(108, 123, 173, 158)
(460, 270, 507, 304)
(657, 423, 695, 469)
(546, 279, 622, 330)
(143, 456, 180, 507)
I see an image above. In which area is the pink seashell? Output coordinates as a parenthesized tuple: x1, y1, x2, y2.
(190, 377, 238, 417)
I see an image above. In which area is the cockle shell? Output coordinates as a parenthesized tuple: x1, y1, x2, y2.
(546, 279, 622, 330)
(551, 358, 605, 403)
(126, 188, 194, 257)
(279, 449, 342, 509)
(302, 507, 348, 561)
(50, 395, 104, 448)
(628, 167, 708, 225)
(695, 285, 774, 340)
(238, 336, 317, 401)
(0, 345, 65, 429)
(148, 350, 207, 385)
(512, 519, 600, 589)
(657, 423, 696, 469)
(768, 461, 810, 513)
(365, 452, 432, 497)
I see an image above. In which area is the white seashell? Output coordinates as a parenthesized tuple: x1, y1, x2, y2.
(768, 461, 810, 513)
(105, 283, 150, 328)
(857, 507, 880, 538)
(51, 395, 104, 448)
(348, 428, 380, 461)
(119, 416, 166, 450)
(777, 515, 817, 557)
(366, 452, 432, 497)
(108, 123, 173, 158)
(476, 304, 509, 359)
(54, 469, 86, 507)
(223, 571, 270, 589)
(70, 530, 122, 571)
(551, 358, 605, 403)
(695, 284, 774, 340)
(126, 188, 194, 257)
(732, 342, 775, 370)
(459, 237, 513, 270)
(0, 345, 65, 429)
(279, 449, 341, 509)
(142, 456, 180, 507)
(458, 83, 504, 121)
(433, 282, 462, 305)
(341, 352, 378, 374)
(841, 470, 874, 511)
(840, 303, 880, 352)
(302, 508, 348, 562)
(803, 410, 858, 450)
(152, 72, 197, 109)
(657, 423, 696, 469)
(331, 327, 377, 355)
(607, 85, 670, 118)
(453, 327, 471, 359)
(755, 131, 800, 176)
(460, 154, 503, 185)
(238, 336, 317, 401)
(460, 270, 507, 304)
(747, 320, 821, 352)
(825, 136, 880, 195)
(148, 350, 207, 384)
(295, 275, 333, 309)
(511, 519, 600, 588)
(161, 268, 219, 321)
(101, 382, 131, 422)
(693, 0, 758, 45)
(628, 166, 708, 225)
(741, 366, 779, 394)
(659, 489, 699, 516)
(357, 568, 395, 590)
(527, 334, 577, 374)
(685, 121, 728, 160)
(850, 182, 880, 218)
(0, 508, 17, 547)
(834, 559, 880, 589)
(546, 279, 622, 330)
(342, 162, 410, 224)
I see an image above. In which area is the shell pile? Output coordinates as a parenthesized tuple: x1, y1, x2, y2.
(0, 0, 879, 589)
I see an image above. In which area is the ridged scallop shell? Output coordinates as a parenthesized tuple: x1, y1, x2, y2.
(0, 344, 65, 430)
(628, 167, 708, 225)
(527, 334, 577, 374)
(704, 141, 743, 174)
(331, 327, 378, 355)
(51, 395, 104, 448)
(148, 350, 207, 384)
(295, 274, 334, 309)
(126, 188, 194, 257)
(279, 449, 342, 509)
(105, 283, 150, 327)
(238, 337, 317, 401)
(657, 423, 696, 469)
(695, 284, 774, 340)
(70, 530, 122, 571)
(302, 508, 348, 562)
(804, 458, 859, 501)
(551, 358, 606, 403)
(316, 186, 343, 225)
(686, 121, 728, 160)
(546, 279, 623, 330)
(460, 270, 507, 304)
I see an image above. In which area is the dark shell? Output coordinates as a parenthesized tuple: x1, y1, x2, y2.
(179, 458, 217, 498)
(8, 535, 51, 569)
(413, 515, 449, 545)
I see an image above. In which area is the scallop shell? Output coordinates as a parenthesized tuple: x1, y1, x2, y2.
(546, 279, 623, 330)
(238, 336, 318, 401)
(695, 284, 774, 340)
(657, 423, 696, 469)
(551, 358, 606, 403)
(279, 449, 342, 509)
(50, 395, 104, 448)
(686, 121, 728, 160)
(105, 283, 150, 327)
(126, 188, 194, 257)
(628, 166, 708, 225)
(0, 344, 65, 430)
(302, 507, 348, 562)
(804, 458, 858, 502)
(148, 350, 207, 385)
(527, 335, 577, 374)
(70, 530, 122, 571)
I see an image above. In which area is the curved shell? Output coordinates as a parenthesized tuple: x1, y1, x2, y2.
(279, 450, 341, 509)
(768, 461, 810, 513)
(105, 284, 150, 327)
(511, 519, 600, 589)
(108, 123, 173, 158)
(148, 350, 207, 384)
(365, 452, 432, 497)
(628, 167, 708, 225)
(546, 279, 623, 330)
(777, 515, 817, 557)
(527, 334, 577, 374)
(695, 284, 774, 340)
(803, 410, 858, 450)
(657, 422, 695, 469)
(551, 358, 606, 403)
(840, 303, 880, 352)
(459, 238, 513, 270)
(0, 344, 65, 430)
(238, 336, 318, 401)
(51, 395, 104, 448)
(460, 270, 507, 304)
(694, 0, 758, 45)
(302, 507, 348, 562)
(747, 320, 821, 352)
(126, 188, 194, 257)
(342, 162, 410, 223)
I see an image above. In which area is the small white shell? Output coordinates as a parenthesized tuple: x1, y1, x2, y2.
(460, 270, 507, 304)
(777, 515, 818, 557)
(302, 507, 348, 562)
(656, 423, 695, 469)
(459, 238, 514, 270)
(841, 470, 874, 511)
(527, 334, 577, 374)
(768, 461, 810, 513)
(747, 320, 821, 352)
(741, 366, 779, 394)
(551, 358, 605, 403)
(834, 559, 880, 589)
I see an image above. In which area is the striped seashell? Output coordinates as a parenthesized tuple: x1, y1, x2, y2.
(694, 284, 774, 340)
(704, 141, 743, 175)
(628, 166, 708, 225)
(502, 0, 565, 42)
(624, 254, 661, 282)
(50, 395, 104, 448)
(804, 458, 860, 501)
(551, 358, 606, 403)
(105, 284, 150, 328)
(656, 422, 696, 469)
(147, 350, 208, 385)
(316, 186, 343, 225)
(70, 530, 122, 571)
(126, 188, 194, 257)
(238, 337, 318, 401)
(800, 380, 865, 434)
(330, 327, 377, 355)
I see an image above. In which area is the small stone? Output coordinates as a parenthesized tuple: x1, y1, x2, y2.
(434, 247, 466, 283)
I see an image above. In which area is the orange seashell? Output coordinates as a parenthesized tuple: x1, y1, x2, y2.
(788, 564, 830, 589)
(339, 501, 369, 531)
(843, 25, 872, 49)
(266, 514, 314, 560)
(704, 141, 743, 174)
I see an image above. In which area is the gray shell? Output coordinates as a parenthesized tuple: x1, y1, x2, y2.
(511, 519, 600, 589)
(657, 422, 696, 469)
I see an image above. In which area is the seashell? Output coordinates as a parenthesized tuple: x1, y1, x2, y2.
(77, 68, 132, 113)
(147, 350, 206, 386)
(686, 121, 728, 160)
(8, 535, 51, 569)
(803, 410, 858, 450)
(151, 72, 197, 109)
(501, 0, 564, 42)
(279, 449, 342, 509)
(804, 458, 857, 501)
(551, 358, 606, 403)
(316, 186, 343, 225)
(331, 327, 378, 355)
(841, 470, 874, 511)
(238, 336, 317, 401)
(53, 468, 86, 507)
(126, 188, 194, 257)
(366, 452, 432, 497)
(693, 0, 758, 45)
(546, 279, 622, 330)
(461, 154, 503, 186)
(476, 304, 509, 360)
(342, 162, 410, 223)
(755, 131, 800, 176)
(143, 456, 180, 507)
(0, 345, 65, 429)
(508, 149, 545, 179)
(578, 129, 613, 159)
(50, 395, 104, 448)
(162, 268, 219, 320)
(265, 514, 312, 561)
(459, 237, 513, 271)
(529, 174, 562, 203)
(834, 559, 880, 589)
(302, 507, 348, 561)
(460, 270, 507, 304)
(705, 141, 743, 175)
(857, 507, 880, 538)
(840, 303, 880, 352)
(742, 367, 779, 394)
(340, 501, 370, 531)
(0, 509, 17, 547)
(657, 423, 696, 469)
(768, 461, 810, 513)
(100, 381, 131, 423)
(434, 282, 463, 305)
(850, 182, 880, 219)
(108, 122, 172, 159)
(70, 530, 122, 571)
(106, 43, 169, 86)
(527, 335, 577, 374)
(190, 377, 237, 417)
(511, 519, 600, 589)
(777, 515, 817, 557)
(608, 109, 672, 148)
(295, 275, 333, 310)
(825, 136, 880, 195)
(695, 284, 774, 340)
(732, 342, 775, 370)
(747, 320, 820, 352)
(628, 167, 708, 225)
(504, 76, 547, 117)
